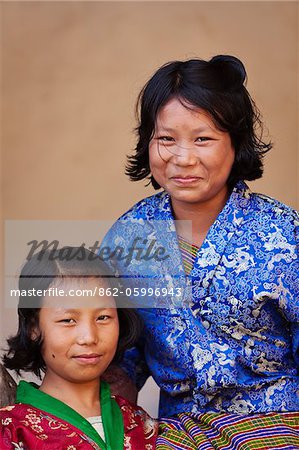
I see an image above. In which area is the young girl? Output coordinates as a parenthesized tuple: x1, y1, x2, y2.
(0, 247, 157, 450)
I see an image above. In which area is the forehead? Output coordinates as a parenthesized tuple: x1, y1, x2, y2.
(41, 277, 116, 309)
(155, 98, 216, 130)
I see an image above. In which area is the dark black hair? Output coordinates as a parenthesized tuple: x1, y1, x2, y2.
(3, 247, 142, 378)
(126, 55, 272, 189)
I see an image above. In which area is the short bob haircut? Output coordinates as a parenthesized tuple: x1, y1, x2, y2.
(3, 247, 142, 378)
(126, 54, 272, 189)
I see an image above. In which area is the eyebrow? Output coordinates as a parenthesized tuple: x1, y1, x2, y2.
(50, 309, 79, 315)
(51, 308, 113, 315)
(155, 125, 213, 133)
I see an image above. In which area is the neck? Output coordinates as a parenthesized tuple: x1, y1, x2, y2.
(172, 189, 229, 247)
(39, 372, 101, 418)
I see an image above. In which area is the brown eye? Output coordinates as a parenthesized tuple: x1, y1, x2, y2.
(58, 319, 75, 324)
(97, 315, 110, 321)
(195, 137, 211, 142)
(157, 136, 174, 142)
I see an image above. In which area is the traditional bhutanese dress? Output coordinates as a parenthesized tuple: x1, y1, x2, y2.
(100, 181, 299, 448)
(0, 380, 157, 450)
(157, 237, 299, 449)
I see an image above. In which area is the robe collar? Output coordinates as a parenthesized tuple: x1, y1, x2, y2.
(16, 380, 124, 450)
(150, 181, 253, 309)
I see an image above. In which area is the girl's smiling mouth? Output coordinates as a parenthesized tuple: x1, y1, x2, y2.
(170, 176, 202, 184)
(73, 354, 103, 364)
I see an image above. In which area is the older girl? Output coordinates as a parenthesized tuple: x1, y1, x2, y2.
(101, 55, 299, 448)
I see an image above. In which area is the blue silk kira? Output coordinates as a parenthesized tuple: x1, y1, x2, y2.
(100, 181, 299, 418)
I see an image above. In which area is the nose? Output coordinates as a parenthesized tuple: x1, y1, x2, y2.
(76, 321, 98, 345)
(171, 146, 199, 166)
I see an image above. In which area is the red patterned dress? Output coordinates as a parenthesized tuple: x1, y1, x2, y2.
(0, 380, 157, 450)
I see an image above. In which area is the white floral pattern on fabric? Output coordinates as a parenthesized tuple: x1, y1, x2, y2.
(11, 443, 25, 450)
(101, 181, 299, 417)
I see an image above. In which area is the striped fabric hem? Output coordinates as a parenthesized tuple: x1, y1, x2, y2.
(157, 411, 299, 449)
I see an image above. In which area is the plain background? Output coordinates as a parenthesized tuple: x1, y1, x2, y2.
(1, 1, 298, 417)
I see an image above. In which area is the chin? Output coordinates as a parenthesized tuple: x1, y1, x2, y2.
(72, 375, 101, 384)
(172, 192, 206, 204)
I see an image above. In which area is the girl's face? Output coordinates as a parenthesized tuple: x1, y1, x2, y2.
(149, 98, 235, 212)
(37, 278, 119, 385)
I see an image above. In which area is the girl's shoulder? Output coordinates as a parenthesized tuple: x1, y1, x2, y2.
(252, 191, 298, 220)
(0, 403, 20, 415)
(0, 402, 93, 450)
(0, 402, 42, 422)
(235, 181, 298, 222)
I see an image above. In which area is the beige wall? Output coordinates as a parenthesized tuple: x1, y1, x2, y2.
(1, 2, 298, 415)
(2, 2, 298, 221)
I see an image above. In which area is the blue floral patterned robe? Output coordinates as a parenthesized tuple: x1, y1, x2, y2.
(100, 181, 299, 417)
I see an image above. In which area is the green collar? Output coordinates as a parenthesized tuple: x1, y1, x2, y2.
(16, 380, 124, 450)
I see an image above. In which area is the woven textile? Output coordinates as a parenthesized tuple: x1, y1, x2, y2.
(157, 412, 299, 449)
(178, 235, 200, 275)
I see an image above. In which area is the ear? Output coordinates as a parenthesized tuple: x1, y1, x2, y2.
(30, 327, 40, 341)
(29, 317, 41, 342)
(25, 311, 41, 342)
